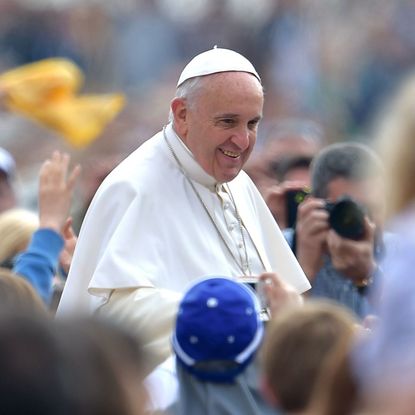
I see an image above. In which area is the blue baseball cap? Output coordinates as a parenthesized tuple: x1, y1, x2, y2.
(172, 276, 264, 383)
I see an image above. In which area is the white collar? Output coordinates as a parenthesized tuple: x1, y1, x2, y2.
(165, 123, 218, 191)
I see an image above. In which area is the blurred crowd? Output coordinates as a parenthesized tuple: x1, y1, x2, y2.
(2, 0, 415, 414)
(1, 0, 415, 212)
(1, 0, 415, 157)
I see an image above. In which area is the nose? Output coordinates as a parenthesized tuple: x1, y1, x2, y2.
(230, 126, 251, 150)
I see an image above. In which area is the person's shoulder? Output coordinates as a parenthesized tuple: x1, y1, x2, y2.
(99, 131, 168, 191)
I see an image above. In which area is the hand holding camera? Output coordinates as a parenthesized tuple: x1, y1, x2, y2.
(295, 193, 376, 283)
(264, 181, 310, 229)
(295, 197, 330, 281)
(327, 216, 376, 284)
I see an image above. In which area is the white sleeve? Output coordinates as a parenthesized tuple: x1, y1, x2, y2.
(96, 286, 182, 374)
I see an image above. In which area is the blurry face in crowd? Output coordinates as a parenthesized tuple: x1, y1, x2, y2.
(283, 165, 311, 185)
(327, 176, 385, 227)
(172, 72, 264, 183)
(368, 386, 415, 415)
(0, 173, 16, 214)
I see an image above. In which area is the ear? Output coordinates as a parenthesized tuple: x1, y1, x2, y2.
(260, 375, 279, 408)
(171, 97, 188, 139)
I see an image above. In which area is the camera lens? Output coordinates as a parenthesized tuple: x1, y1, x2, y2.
(327, 197, 365, 240)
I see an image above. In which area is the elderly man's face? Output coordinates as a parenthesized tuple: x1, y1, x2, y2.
(173, 72, 263, 183)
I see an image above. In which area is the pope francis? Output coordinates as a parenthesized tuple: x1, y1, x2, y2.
(57, 47, 310, 369)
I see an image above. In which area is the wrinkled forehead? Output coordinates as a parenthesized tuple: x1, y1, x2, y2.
(208, 71, 263, 91)
(194, 72, 264, 104)
(200, 76, 264, 121)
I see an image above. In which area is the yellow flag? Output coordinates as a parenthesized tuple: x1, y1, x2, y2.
(0, 58, 126, 148)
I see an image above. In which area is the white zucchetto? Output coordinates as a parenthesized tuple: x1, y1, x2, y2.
(177, 46, 261, 87)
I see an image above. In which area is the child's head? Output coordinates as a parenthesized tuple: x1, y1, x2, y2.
(0, 268, 46, 314)
(261, 301, 356, 413)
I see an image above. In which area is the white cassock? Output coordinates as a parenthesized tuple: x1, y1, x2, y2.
(58, 123, 310, 369)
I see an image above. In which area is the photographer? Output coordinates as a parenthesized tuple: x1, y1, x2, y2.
(286, 143, 391, 318)
(244, 118, 323, 229)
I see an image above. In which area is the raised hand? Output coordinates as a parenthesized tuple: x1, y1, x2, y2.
(38, 151, 81, 232)
(59, 217, 78, 275)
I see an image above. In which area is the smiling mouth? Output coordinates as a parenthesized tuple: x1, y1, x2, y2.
(219, 149, 240, 159)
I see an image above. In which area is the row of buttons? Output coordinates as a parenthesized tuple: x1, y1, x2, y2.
(217, 185, 251, 273)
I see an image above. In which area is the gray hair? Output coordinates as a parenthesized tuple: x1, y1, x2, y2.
(168, 72, 264, 123)
(311, 142, 383, 198)
(168, 76, 206, 123)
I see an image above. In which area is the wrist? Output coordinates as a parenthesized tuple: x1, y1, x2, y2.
(298, 255, 322, 282)
(39, 220, 62, 232)
(351, 260, 377, 288)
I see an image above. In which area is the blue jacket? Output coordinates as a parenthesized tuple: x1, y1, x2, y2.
(14, 228, 64, 304)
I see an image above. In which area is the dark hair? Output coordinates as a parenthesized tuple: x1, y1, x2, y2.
(311, 142, 383, 199)
(270, 155, 313, 182)
(0, 314, 146, 415)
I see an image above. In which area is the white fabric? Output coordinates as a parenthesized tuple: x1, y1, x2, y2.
(57, 123, 310, 315)
(96, 287, 180, 371)
(177, 47, 261, 87)
(215, 184, 264, 278)
(0, 147, 15, 178)
(145, 356, 178, 412)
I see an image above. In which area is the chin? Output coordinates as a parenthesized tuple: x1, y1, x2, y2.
(217, 171, 240, 183)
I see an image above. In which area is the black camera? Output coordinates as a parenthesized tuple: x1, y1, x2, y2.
(286, 189, 366, 240)
(286, 189, 310, 229)
(325, 196, 366, 240)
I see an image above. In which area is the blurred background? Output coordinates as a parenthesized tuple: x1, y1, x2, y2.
(1, 0, 415, 217)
